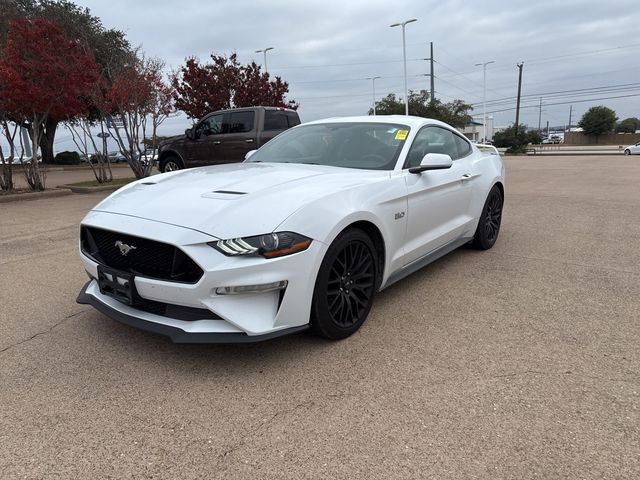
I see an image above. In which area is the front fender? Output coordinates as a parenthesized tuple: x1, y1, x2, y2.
(275, 175, 408, 287)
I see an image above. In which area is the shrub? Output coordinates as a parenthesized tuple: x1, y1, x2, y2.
(493, 125, 541, 154)
(54, 151, 81, 165)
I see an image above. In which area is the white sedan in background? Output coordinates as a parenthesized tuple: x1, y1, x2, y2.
(623, 142, 640, 155)
(77, 116, 505, 343)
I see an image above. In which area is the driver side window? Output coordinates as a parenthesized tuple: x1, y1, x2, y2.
(405, 126, 462, 168)
(198, 114, 225, 136)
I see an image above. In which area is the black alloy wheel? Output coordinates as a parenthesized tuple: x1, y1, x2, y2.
(472, 185, 503, 250)
(310, 229, 378, 339)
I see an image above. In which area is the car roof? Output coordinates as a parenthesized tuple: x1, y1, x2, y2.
(303, 115, 452, 130)
(207, 106, 298, 115)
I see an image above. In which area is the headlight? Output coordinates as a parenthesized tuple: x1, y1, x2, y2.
(209, 232, 312, 258)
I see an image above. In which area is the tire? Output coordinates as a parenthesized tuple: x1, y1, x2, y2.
(160, 155, 183, 172)
(624, 149, 631, 155)
(471, 185, 503, 250)
(310, 229, 378, 340)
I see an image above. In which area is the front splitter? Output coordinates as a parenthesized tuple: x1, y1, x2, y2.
(76, 281, 308, 344)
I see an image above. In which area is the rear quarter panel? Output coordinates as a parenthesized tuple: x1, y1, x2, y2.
(468, 149, 505, 230)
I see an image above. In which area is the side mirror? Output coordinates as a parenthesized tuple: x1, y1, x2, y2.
(244, 150, 257, 160)
(185, 127, 195, 140)
(409, 153, 453, 174)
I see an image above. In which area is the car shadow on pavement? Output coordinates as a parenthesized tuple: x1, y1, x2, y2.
(76, 245, 478, 377)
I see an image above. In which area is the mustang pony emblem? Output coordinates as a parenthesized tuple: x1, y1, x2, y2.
(114, 240, 137, 256)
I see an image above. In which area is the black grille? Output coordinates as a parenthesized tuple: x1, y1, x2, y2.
(81, 226, 203, 284)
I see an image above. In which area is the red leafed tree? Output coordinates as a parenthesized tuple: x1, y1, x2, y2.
(171, 54, 240, 119)
(107, 56, 175, 179)
(234, 62, 299, 110)
(66, 77, 115, 184)
(0, 18, 98, 190)
(172, 53, 297, 120)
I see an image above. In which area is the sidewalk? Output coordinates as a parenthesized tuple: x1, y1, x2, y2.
(10, 164, 157, 189)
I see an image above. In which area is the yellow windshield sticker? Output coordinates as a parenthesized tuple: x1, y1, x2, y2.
(395, 129, 408, 140)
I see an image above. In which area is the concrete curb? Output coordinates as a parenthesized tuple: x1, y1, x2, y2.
(0, 188, 72, 204)
(58, 184, 123, 194)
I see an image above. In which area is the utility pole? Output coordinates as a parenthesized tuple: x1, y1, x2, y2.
(568, 105, 573, 130)
(546, 120, 549, 136)
(538, 97, 542, 132)
(430, 42, 435, 105)
(514, 62, 524, 136)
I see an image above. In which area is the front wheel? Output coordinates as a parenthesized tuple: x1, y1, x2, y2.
(472, 185, 503, 250)
(624, 149, 631, 155)
(160, 155, 183, 173)
(310, 229, 378, 340)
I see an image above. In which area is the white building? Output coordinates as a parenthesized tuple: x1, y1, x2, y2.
(460, 116, 495, 142)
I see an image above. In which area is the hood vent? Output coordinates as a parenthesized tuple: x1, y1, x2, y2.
(212, 190, 247, 195)
(202, 190, 248, 200)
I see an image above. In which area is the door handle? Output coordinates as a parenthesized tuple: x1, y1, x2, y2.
(213, 140, 221, 145)
(245, 139, 254, 143)
(461, 173, 472, 179)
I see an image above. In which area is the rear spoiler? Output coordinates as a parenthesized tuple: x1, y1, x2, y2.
(474, 143, 500, 155)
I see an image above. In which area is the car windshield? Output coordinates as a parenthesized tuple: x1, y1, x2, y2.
(246, 122, 410, 170)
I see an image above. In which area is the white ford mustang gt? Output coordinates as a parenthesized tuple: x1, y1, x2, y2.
(77, 116, 505, 342)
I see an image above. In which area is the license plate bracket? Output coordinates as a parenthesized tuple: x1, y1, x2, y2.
(97, 265, 138, 305)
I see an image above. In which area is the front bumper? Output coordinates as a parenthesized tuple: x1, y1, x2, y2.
(77, 281, 307, 343)
(78, 211, 328, 343)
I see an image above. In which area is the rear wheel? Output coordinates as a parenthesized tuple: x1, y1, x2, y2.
(472, 185, 503, 250)
(310, 229, 378, 340)
(160, 155, 183, 172)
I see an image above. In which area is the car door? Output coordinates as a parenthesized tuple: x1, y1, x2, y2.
(632, 142, 640, 154)
(402, 126, 475, 265)
(188, 113, 226, 166)
(218, 110, 256, 163)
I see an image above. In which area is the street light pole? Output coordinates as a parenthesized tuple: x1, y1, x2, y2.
(475, 60, 494, 143)
(390, 18, 417, 116)
(366, 76, 381, 115)
(255, 47, 274, 74)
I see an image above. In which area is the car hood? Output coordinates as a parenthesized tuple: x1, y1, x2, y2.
(91, 162, 389, 239)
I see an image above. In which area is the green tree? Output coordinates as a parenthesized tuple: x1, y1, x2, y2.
(370, 90, 472, 128)
(493, 125, 541, 153)
(615, 117, 640, 133)
(578, 106, 617, 139)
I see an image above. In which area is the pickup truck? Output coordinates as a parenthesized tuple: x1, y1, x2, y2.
(157, 106, 301, 172)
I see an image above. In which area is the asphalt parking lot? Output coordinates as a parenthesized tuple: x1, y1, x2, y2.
(1, 155, 638, 479)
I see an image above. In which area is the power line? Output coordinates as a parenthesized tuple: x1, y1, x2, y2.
(474, 82, 640, 108)
(432, 75, 477, 97)
(437, 42, 640, 80)
(271, 58, 423, 70)
(269, 42, 640, 76)
(484, 92, 640, 115)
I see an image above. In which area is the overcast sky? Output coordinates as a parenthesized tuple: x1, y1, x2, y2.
(11, 0, 640, 152)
